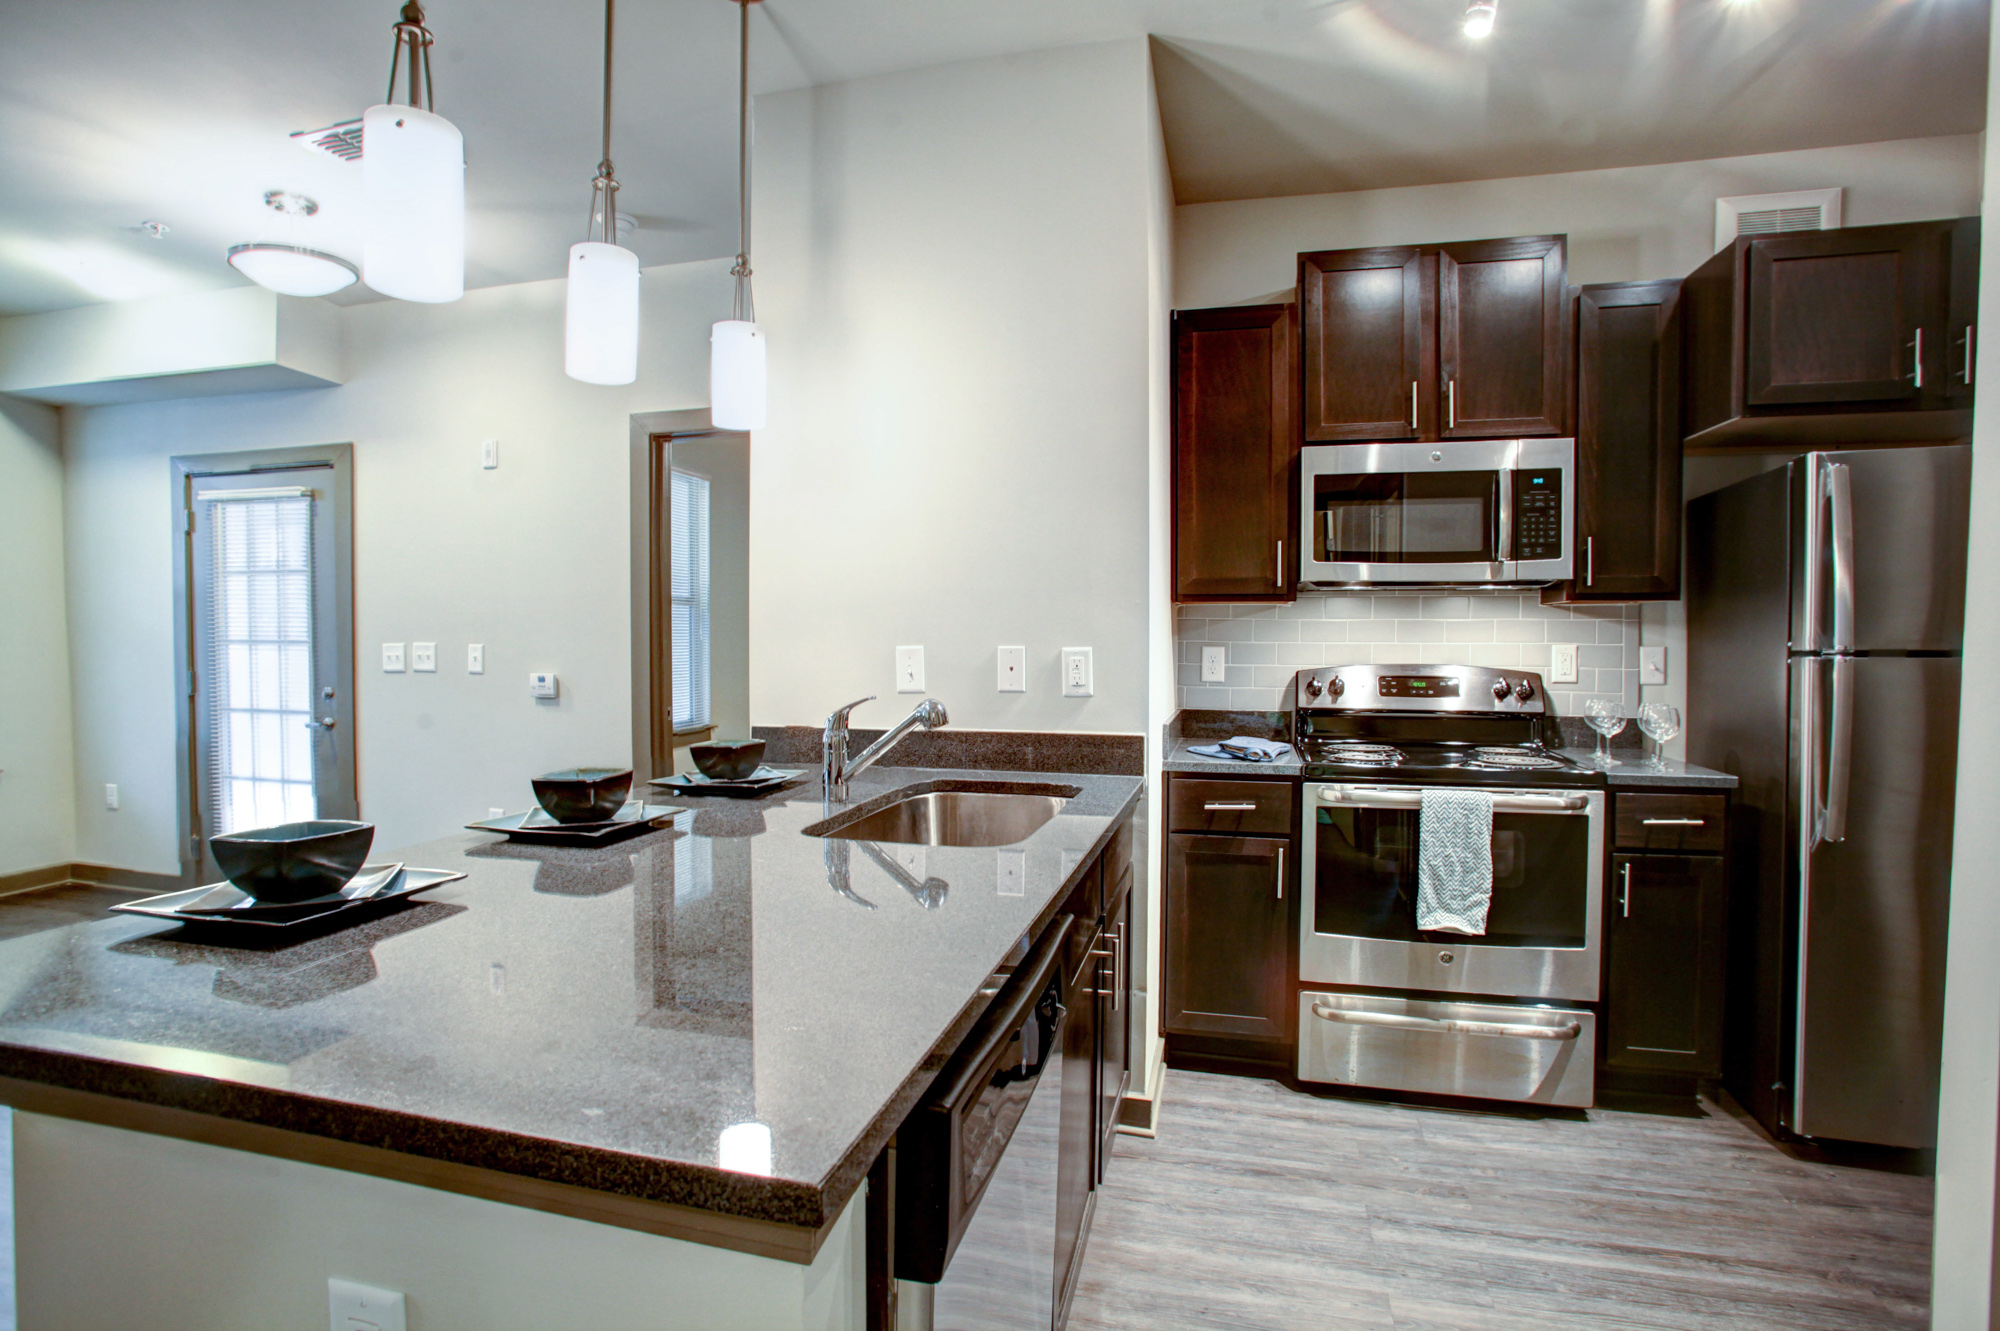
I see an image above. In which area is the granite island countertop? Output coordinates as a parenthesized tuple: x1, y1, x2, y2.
(0, 765, 1141, 1246)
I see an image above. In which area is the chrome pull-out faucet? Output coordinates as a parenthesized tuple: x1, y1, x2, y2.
(823, 696, 949, 801)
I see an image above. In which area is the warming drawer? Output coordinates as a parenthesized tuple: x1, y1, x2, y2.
(1298, 990, 1595, 1107)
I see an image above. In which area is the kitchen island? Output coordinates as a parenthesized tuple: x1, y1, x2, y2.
(0, 764, 1141, 1330)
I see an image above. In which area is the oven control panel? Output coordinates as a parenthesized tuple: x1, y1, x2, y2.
(1295, 664, 1544, 713)
(1511, 469, 1564, 562)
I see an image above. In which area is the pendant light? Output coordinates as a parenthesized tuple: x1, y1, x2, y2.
(565, 0, 641, 385)
(363, 2, 465, 303)
(1463, 0, 1498, 38)
(710, 0, 766, 431)
(228, 192, 359, 297)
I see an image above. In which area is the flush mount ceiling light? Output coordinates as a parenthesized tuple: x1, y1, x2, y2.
(565, 0, 641, 385)
(710, 0, 767, 431)
(1463, 0, 1497, 37)
(362, 2, 465, 303)
(227, 192, 358, 297)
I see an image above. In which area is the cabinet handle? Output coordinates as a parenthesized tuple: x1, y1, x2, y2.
(1203, 801, 1259, 811)
(1966, 325, 1977, 386)
(1910, 328, 1925, 388)
(1620, 861, 1632, 918)
(1115, 922, 1125, 1013)
(1275, 845, 1285, 902)
(1586, 536, 1594, 586)
(1409, 380, 1419, 431)
(1641, 817, 1706, 826)
(1276, 540, 1284, 589)
(1447, 379, 1457, 429)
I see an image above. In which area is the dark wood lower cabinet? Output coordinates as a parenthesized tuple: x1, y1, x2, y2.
(1165, 831, 1292, 1043)
(1055, 914, 1097, 1328)
(1604, 852, 1728, 1076)
(1095, 870, 1132, 1182)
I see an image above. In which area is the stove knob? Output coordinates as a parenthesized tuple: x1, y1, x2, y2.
(1329, 676, 1345, 699)
(1492, 680, 1511, 701)
(1514, 681, 1536, 702)
(1303, 677, 1324, 699)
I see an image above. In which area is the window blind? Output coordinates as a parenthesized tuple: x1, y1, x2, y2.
(670, 469, 712, 731)
(204, 492, 318, 834)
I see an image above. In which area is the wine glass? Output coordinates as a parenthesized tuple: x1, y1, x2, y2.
(1583, 697, 1627, 767)
(1637, 703, 1682, 768)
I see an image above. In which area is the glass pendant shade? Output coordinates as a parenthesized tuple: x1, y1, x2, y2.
(227, 244, 358, 297)
(362, 103, 465, 303)
(710, 320, 766, 430)
(565, 241, 640, 385)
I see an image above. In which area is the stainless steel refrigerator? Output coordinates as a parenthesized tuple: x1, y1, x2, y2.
(1688, 444, 1968, 1148)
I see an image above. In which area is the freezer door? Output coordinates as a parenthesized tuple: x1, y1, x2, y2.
(1792, 445, 1970, 653)
(1791, 654, 1960, 1147)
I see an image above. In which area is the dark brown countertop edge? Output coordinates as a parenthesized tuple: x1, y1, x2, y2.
(0, 771, 1144, 1258)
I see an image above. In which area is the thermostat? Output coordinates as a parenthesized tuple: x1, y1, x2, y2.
(529, 672, 559, 699)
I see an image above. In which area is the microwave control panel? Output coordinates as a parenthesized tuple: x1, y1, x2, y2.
(1512, 469, 1564, 562)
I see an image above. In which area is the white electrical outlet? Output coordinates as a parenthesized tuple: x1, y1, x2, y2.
(411, 642, 436, 673)
(381, 643, 406, 673)
(328, 1278, 406, 1331)
(997, 646, 1027, 693)
(104, 783, 119, 811)
(467, 643, 485, 674)
(996, 849, 1026, 897)
(1061, 647, 1094, 697)
(1639, 646, 1667, 686)
(1551, 643, 1579, 684)
(895, 646, 925, 693)
(1201, 646, 1227, 683)
(480, 438, 499, 469)
(529, 672, 559, 699)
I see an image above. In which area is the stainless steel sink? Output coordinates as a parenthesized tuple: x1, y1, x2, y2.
(810, 785, 1075, 847)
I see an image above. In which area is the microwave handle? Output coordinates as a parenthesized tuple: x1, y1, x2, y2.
(1496, 468, 1514, 563)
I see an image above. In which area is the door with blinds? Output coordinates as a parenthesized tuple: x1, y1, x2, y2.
(186, 462, 355, 877)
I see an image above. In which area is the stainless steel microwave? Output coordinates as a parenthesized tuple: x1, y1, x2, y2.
(1299, 438, 1575, 588)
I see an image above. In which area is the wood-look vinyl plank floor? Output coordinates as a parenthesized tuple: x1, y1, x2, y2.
(1066, 1068, 1930, 1331)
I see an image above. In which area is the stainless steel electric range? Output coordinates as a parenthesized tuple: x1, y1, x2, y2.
(1292, 663, 1606, 1107)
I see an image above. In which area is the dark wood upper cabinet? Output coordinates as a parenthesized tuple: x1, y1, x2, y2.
(1683, 217, 1977, 449)
(1299, 246, 1430, 441)
(1545, 280, 1682, 605)
(1172, 304, 1298, 602)
(1437, 235, 1569, 438)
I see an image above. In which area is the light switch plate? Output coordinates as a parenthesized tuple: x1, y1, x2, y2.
(1061, 647, 1093, 697)
(467, 643, 485, 674)
(411, 642, 436, 673)
(1550, 643, 1579, 684)
(997, 646, 1026, 693)
(529, 671, 559, 699)
(480, 438, 499, 469)
(381, 643, 406, 673)
(104, 783, 119, 811)
(328, 1277, 406, 1331)
(1201, 646, 1226, 684)
(1639, 646, 1667, 685)
(895, 646, 925, 694)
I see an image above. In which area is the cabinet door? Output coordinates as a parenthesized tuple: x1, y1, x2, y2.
(1165, 833, 1290, 1041)
(1604, 854, 1727, 1075)
(1172, 305, 1298, 601)
(1055, 925, 1096, 1329)
(1743, 223, 1948, 408)
(1438, 235, 1568, 438)
(1943, 217, 1980, 409)
(1567, 281, 1681, 600)
(1095, 871, 1132, 1183)
(1299, 246, 1430, 441)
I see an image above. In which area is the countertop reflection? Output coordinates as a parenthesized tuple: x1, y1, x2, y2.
(0, 766, 1141, 1230)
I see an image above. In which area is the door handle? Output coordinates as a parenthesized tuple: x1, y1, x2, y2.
(1409, 380, 1419, 432)
(1641, 817, 1706, 826)
(1320, 786, 1587, 813)
(1497, 467, 1514, 563)
(1309, 1003, 1581, 1041)
(1203, 802, 1259, 811)
(1620, 861, 1632, 918)
(1276, 540, 1284, 589)
(1447, 379, 1457, 430)
(305, 716, 336, 730)
(1965, 324, 1977, 386)
(1823, 655, 1854, 843)
(1275, 845, 1284, 902)
(1826, 461, 1854, 653)
(1910, 327, 1925, 388)
(1586, 536, 1595, 586)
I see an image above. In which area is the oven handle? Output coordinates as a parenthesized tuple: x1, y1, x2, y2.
(1309, 1003, 1582, 1042)
(1316, 785, 1587, 813)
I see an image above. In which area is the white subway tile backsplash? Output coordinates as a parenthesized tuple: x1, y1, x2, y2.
(1176, 592, 1641, 712)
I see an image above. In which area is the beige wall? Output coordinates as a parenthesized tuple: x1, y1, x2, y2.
(749, 39, 1158, 738)
(0, 397, 76, 875)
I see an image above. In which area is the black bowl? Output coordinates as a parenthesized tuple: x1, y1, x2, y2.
(532, 768, 634, 824)
(690, 740, 766, 781)
(211, 820, 375, 903)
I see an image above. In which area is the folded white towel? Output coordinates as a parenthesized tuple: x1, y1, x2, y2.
(1417, 788, 1494, 935)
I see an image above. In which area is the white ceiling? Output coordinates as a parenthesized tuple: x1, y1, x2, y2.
(0, 0, 1983, 316)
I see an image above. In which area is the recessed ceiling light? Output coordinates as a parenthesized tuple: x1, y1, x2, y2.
(1464, 0, 1497, 37)
(227, 243, 359, 297)
(138, 220, 171, 240)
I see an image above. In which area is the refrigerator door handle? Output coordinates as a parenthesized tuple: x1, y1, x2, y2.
(1827, 461, 1855, 653)
(1823, 655, 1854, 843)
(1802, 457, 1825, 651)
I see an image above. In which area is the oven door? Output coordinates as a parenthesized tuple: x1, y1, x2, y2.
(1300, 783, 1605, 1001)
(1299, 438, 1573, 587)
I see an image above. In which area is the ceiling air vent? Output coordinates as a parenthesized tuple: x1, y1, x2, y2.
(290, 119, 364, 162)
(1715, 188, 1842, 251)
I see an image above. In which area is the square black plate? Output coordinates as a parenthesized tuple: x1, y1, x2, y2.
(110, 866, 466, 930)
(647, 767, 808, 799)
(466, 802, 681, 844)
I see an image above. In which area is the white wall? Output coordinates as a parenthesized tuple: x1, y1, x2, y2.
(62, 260, 730, 871)
(749, 39, 1158, 737)
(0, 396, 77, 876)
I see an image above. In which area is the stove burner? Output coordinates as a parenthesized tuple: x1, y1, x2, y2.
(1463, 747, 1563, 770)
(1313, 743, 1405, 768)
